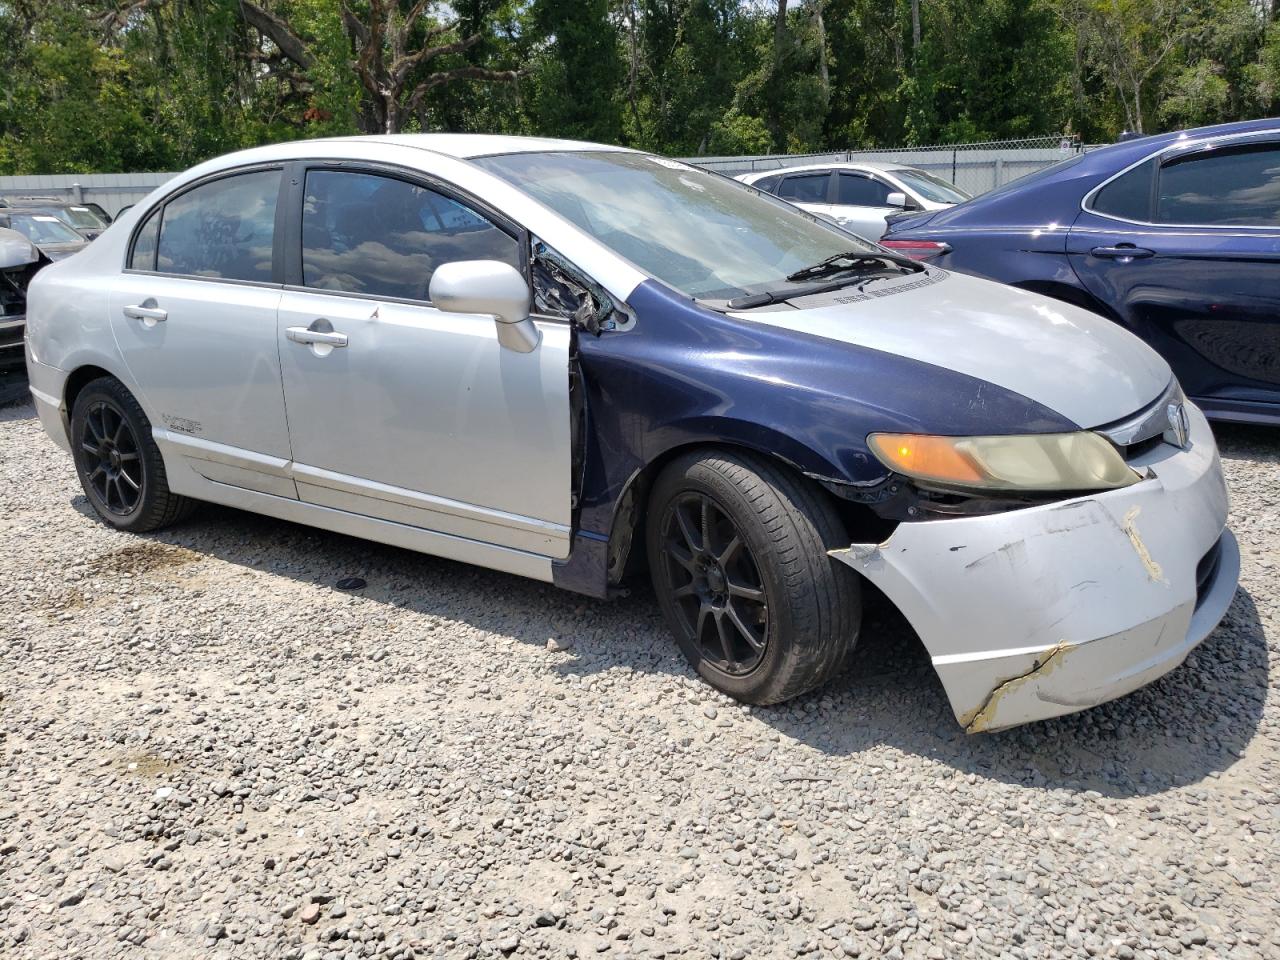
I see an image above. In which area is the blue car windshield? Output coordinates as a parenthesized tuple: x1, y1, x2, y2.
(474, 150, 881, 301)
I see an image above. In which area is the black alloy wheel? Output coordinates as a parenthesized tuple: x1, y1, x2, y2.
(646, 449, 862, 705)
(70, 376, 194, 532)
(79, 399, 144, 515)
(659, 491, 769, 677)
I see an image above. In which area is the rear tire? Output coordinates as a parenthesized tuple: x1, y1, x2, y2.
(646, 449, 861, 704)
(70, 377, 193, 532)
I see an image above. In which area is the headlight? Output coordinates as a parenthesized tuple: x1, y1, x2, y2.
(867, 432, 1141, 492)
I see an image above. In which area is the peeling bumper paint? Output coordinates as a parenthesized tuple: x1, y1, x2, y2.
(832, 403, 1239, 732)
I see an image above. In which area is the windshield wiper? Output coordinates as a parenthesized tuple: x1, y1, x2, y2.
(785, 250, 921, 282)
(725, 270, 905, 310)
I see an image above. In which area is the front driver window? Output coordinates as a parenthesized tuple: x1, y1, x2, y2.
(1156, 143, 1280, 227)
(301, 170, 521, 301)
(835, 173, 892, 207)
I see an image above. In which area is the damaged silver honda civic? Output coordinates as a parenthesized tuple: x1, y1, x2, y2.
(23, 135, 1239, 731)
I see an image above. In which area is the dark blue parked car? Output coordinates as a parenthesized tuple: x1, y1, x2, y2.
(882, 118, 1280, 425)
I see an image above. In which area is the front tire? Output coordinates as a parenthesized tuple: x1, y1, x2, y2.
(646, 449, 861, 704)
(70, 377, 193, 532)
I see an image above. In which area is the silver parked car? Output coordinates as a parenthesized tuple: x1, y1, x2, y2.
(736, 161, 971, 241)
(25, 136, 1237, 731)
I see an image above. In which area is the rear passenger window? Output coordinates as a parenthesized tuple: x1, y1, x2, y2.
(156, 170, 279, 281)
(1156, 144, 1280, 226)
(129, 209, 160, 270)
(776, 173, 830, 203)
(300, 170, 521, 301)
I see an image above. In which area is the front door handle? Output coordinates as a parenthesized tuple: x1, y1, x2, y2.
(286, 326, 348, 347)
(1090, 245, 1154, 261)
(122, 299, 167, 326)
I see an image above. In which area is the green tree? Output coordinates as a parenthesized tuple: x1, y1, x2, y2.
(528, 0, 623, 142)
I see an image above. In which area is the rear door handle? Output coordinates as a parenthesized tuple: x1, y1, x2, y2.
(1090, 245, 1154, 261)
(122, 299, 167, 325)
(286, 326, 348, 347)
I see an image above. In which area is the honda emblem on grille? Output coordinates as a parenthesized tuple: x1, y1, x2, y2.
(1166, 402, 1191, 449)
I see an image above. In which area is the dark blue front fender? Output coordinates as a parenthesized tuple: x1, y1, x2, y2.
(551, 279, 1073, 597)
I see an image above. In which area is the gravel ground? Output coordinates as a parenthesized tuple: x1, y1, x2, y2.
(1, 392, 1278, 960)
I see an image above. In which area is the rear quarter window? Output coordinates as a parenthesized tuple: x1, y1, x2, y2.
(129, 209, 160, 270)
(1091, 157, 1157, 221)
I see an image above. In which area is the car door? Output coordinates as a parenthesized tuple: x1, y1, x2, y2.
(830, 172, 899, 241)
(109, 166, 296, 498)
(276, 164, 574, 558)
(1067, 137, 1280, 416)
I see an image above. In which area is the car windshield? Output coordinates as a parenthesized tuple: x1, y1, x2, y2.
(890, 168, 971, 204)
(62, 206, 107, 228)
(473, 150, 882, 301)
(6, 214, 82, 245)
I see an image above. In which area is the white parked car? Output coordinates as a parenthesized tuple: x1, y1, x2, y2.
(736, 161, 971, 241)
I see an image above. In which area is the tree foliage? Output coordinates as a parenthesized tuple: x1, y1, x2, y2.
(1, 0, 1278, 174)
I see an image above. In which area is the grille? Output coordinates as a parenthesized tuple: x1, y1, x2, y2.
(1095, 380, 1184, 461)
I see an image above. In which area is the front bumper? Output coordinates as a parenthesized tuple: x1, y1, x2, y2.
(832, 403, 1238, 732)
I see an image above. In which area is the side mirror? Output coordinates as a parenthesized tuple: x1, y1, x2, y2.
(429, 260, 539, 353)
(885, 191, 909, 209)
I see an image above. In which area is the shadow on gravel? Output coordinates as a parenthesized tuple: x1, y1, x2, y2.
(1213, 420, 1280, 462)
(0, 367, 29, 409)
(93, 476, 1271, 803)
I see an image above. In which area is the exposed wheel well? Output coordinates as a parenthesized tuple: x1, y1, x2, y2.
(609, 441, 893, 584)
(63, 365, 117, 415)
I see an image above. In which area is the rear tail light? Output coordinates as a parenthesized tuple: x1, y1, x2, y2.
(880, 239, 951, 261)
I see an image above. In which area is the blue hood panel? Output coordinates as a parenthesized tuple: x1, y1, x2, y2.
(570, 280, 1077, 544)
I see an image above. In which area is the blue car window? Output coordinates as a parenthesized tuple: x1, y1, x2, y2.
(1157, 143, 1280, 227)
(300, 169, 520, 301)
(1092, 157, 1157, 221)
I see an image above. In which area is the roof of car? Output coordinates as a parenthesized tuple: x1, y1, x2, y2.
(339, 134, 634, 159)
(740, 160, 911, 181)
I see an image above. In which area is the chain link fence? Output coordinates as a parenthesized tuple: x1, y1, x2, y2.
(0, 135, 1087, 216)
(683, 135, 1086, 197)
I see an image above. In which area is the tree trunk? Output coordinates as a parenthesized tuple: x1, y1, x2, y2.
(623, 0, 641, 132)
(911, 0, 921, 59)
(812, 1, 829, 101)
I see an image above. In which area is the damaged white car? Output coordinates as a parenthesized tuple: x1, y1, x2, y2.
(23, 136, 1238, 731)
